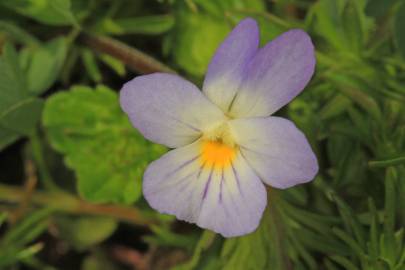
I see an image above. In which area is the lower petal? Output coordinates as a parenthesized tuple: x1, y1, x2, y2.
(229, 117, 318, 189)
(143, 141, 267, 237)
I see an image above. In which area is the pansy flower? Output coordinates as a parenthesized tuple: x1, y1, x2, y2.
(120, 18, 318, 237)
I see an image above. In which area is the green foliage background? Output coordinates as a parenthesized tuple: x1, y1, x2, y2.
(0, 0, 404, 269)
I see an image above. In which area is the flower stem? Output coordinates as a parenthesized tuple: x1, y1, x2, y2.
(0, 183, 157, 226)
(368, 156, 405, 168)
(80, 33, 176, 74)
(177, 230, 216, 269)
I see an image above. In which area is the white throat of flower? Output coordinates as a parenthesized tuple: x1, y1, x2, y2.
(200, 122, 238, 171)
(203, 121, 236, 148)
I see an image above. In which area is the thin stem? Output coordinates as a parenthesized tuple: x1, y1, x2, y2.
(267, 187, 293, 270)
(11, 159, 38, 223)
(29, 131, 59, 191)
(80, 33, 176, 74)
(368, 156, 405, 168)
(66, 26, 82, 46)
(0, 183, 157, 227)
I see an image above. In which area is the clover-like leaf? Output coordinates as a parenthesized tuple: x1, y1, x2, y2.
(42, 85, 166, 204)
(24, 37, 68, 95)
(0, 43, 43, 150)
(1, 0, 77, 26)
(171, 0, 265, 76)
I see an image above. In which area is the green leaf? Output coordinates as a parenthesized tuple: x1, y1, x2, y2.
(331, 195, 366, 249)
(0, 244, 43, 268)
(320, 93, 352, 120)
(221, 205, 288, 270)
(1, 208, 52, 248)
(25, 37, 68, 94)
(98, 54, 126, 77)
(174, 230, 217, 270)
(329, 255, 358, 270)
(0, 213, 7, 226)
(365, 0, 398, 17)
(144, 225, 197, 251)
(326, 73, 381, 120)
(0, 98, 44, 134)
(281, 200, 340, 236)
(82, 250, 120, 270)
(368, 198, 379, 259)
(0, 43, 43, 149)
(0, 20, 40, 46)
(332, 227, 365, 259)
(310, 0, 372, 52)
(310, 0, 347, 51)
(394, 2, 405, 58)
(14, 243, 44, 262)
(193, 0, 266, 16)
(380, 167, 398, 266)
(294, 226, 349, 256)
(172, 10, 230, 76)
(342, 1, 363, 53)
(171, 0, 266, 76)
(55, 216, 117, 251)
(101, 15, 175, 35)
(42, 85, 166, 204)
(81, 49, 102, 83)
(0, 129, 19, 150)
(0, 43, 27, 109)
(225, 10, 290, 46)
(384, 168, 397, 235)
(324, 258, 341, 270)
(368, 156, 405, 168)
(1, 0, 77, 26)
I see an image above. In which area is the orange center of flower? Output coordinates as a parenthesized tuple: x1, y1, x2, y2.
(200, 140, 237, 171)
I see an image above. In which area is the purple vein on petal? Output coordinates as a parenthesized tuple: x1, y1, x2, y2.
(240, 145, 309, 171)
(219, 168, 224, 204)
(165, 155, 199, 180)
(220, 168, 231, 219)
(165, 114, 201, 133)
(230, 160, 243, 197)
(202, 168, 214, 200)
(222, 172, 239, 220)
(147, 170, 196, 196)
(226, 91, 239, 113)
(176, 173, 195, 194)
(196, 161, 206, 179)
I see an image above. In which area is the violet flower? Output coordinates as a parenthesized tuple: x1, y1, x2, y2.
(120, 18, 318, 237)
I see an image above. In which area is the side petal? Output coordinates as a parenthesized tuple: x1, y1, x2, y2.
(143, 141, 267, 237)
(229, 29, 316, 118)
(202, 18, 259, 112)
(229, 117, 318, 189)
(120, 73, 225, 148)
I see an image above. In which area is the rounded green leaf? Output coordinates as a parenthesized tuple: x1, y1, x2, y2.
(55, 216, 117, 251)
(42, 85, 166, 204)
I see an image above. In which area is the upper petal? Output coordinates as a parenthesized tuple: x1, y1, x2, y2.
(202, 18, 259, 112)
(143, 140, 267, 237)
(120, 73, 225, 148)
(228, 29, 316, 118)
(229, 117, 318, 189)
